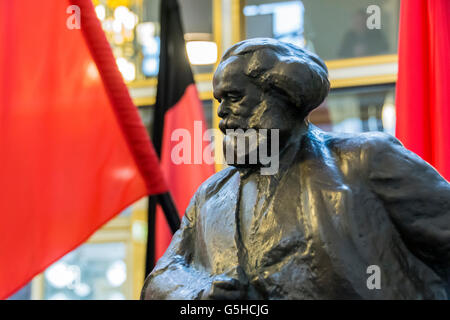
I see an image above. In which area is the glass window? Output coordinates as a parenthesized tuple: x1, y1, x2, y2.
(7, 283, 32, 300)
(94, 0, 143, 81)
(244, 0, 400, 60)
(43, 242, 128, 300)
(310, 84, 396, 135)
(245, 0, 305, 48)
(94, 0, 215, 81)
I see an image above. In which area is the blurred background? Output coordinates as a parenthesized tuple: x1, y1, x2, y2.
(9, 0, 400, 300)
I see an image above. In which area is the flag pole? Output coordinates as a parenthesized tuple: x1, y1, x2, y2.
(145, 194, 180, 276)
(145, 191, 181, 276)
(145, 92, 180, 276)
(156, 193, 181, 233)
(145, 196, 158, 276)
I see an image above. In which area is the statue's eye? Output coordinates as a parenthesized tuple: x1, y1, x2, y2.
(228, 94, 242, 103)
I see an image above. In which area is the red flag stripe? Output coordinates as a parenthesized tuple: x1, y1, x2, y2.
(70, 0, 168, 194)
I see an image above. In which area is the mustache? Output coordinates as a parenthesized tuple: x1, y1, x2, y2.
(219, 118, 251, 134)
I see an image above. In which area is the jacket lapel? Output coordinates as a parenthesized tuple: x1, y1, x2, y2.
(198, 167, 241, 275)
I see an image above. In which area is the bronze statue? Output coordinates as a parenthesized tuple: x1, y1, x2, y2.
(142, 38, 450, 300)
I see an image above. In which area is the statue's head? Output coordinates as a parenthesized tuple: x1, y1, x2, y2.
(213, 38, 329, 169)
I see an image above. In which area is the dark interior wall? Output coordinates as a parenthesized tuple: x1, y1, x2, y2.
(179, 0, 213, 34)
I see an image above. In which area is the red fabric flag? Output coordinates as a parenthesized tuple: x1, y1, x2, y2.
(0, 0, 167, 299)
(151, 0, 215, 262)
(396, 0, 450, 180)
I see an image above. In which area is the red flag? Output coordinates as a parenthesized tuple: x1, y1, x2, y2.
(151, 0, 215, 262)
(0, 0, 167, 299)
(396, 0, 450, 180)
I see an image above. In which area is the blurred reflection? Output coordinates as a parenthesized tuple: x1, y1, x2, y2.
(310, 85, 395, 135)
(44, 242, 128, 300)
(245, 0, 400, 60)
(336, 10, 390, 131)
(356, 91, 385, 131)
(95, 0, 140, 81)
(338, 9, 389, 58)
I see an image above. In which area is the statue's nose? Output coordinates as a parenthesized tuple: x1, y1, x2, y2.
(217, 103, 230, 119)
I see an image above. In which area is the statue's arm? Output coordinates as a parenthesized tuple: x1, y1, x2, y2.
(364, 134, 450, 279)
(141, 192, 211, 300)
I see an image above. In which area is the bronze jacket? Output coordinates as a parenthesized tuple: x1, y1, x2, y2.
(142, 125, 450, 300)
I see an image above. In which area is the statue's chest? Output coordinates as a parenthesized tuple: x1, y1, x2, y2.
(235, 171, 367, 299)
(236, 171, 309, 276)
(198, 166, 364, 298)
(198, 170, 308, 275)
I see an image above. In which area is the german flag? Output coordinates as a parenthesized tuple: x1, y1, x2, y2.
(146, 0, 215, 273)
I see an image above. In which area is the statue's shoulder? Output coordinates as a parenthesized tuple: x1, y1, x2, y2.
(317, 127, 402, 157)
(306, 126, 406, 173)
(348, 131, 403, 160)
(195, 166, 238, 199)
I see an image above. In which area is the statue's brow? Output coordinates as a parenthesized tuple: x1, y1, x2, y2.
(216, 87, 242, 97)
